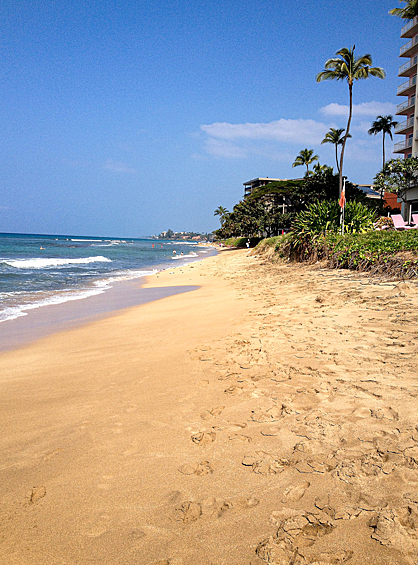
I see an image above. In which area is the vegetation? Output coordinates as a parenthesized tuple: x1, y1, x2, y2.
(214, 206, 229, 225)
(214, 170, 382, 240)
(264, 229, 418, 278)
(316, 46, 386, 198)
(321, 128, 351, 173)
(220, 237, 261, 248)
(390, 0, 418, 18)
(368, 115, 398, 170)
(292, 148, 319, 176)
(374, 157, 418, 205)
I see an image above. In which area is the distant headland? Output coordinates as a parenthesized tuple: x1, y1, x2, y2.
(151, 229, 213, 241)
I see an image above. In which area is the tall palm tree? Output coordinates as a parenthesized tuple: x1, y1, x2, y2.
(292, 148, 319, 176)
(321, 128, 351, 173)
(390, 0, 418, 18)
(214, 206, 229, 225)
(316, 46, 385, 198)
(368, 115, 398, 170)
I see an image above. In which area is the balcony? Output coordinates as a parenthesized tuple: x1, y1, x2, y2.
(394, 138, 413, 153)
(401, 16, 418, 38)
(399, 54, 418, 77)
(395, 116, 415, 134)
(396, 95, 416, 114)
(400, 34, 418, 57)
(398, 75, 417, 95)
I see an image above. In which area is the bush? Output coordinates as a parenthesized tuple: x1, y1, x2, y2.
(286, 200, 377, 262)
(374, 216, 395, 231)
(220, 237, 261, 248)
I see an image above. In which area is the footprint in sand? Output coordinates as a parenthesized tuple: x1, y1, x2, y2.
(229, 433, 252, 442)
(202, 496, 259, 518)
(370, 406, 399, 421)
(28, 486, 46, 504)
(242, 454, 288, 475)
(282, 482, 310, 502)
(224, 385, 244, 395)
(200, 406, 225, 420)
(175, 501, 202, 523)
(191, 431, 216, 446)
(43, 448, 63, 461)
(178, 461, 213, 475)
(85, 515, 111, 538)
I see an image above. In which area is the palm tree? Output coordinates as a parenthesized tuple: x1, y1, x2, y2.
(214, 206, 229, 225)
(321, 128, 351, 173)
(316, 46, 385, 198)
(313, 162, 334, 174)
(292, 148, 319, 176)
(368, 115, 398, 170)
(390, 0, 418, 18)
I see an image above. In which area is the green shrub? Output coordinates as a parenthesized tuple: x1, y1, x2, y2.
(221, 237, 261, 248)
(287, 200, 377, 261)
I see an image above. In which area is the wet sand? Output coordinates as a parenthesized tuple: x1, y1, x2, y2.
(1, 249, 418, 564)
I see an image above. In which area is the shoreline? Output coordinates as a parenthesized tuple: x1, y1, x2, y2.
(1, 250, 417, 564)
(0, 248, 215, 353)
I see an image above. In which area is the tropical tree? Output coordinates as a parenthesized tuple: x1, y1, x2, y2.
(390, 0, 418, 18)
(316, 46, 386, 198)
(292, 148, 319, 176)
(321, 128, 351, 173)
(214, 206, 229, 225)
(368, 115, 398, 170)
(374, 157, 418, 205)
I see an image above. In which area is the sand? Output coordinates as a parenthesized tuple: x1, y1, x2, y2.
(1, 249, 418, 565)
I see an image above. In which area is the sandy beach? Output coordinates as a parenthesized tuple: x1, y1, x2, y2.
(1, 249, 418, 565)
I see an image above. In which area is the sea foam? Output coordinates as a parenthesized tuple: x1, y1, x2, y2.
(2, 256, 112, 269)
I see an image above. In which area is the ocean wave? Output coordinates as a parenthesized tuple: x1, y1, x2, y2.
(2, 256, 112, 269)
(0, 267, 158, 323)
(172, 252, 198, 259)
(0, 286, 108, 323)
(71, 239, 103, 242)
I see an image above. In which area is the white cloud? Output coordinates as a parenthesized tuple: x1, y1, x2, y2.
(201, 118, 330, 145)
(320, 101, 396, 117)
(103, 159, 137, 174)
(203, 138, 249, 158)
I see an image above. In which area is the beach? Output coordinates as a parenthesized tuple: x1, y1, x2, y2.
(1, 249, 418, 565)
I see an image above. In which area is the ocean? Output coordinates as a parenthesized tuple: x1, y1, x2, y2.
(0, 232, 214, 324)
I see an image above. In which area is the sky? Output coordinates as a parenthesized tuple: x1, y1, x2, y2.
(0, 0, 407, 237)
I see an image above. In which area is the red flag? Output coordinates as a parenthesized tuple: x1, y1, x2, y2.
(339, 189, 345, 209)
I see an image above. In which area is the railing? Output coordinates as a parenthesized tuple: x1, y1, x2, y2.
(401, 16, 418, 36)
(398, 75, 417, 94)
(394, 138, 413, 151)
(400, 34, 418, 55)
(397, 95, 416, 113)
(399, 54, 418, 75)
(395, 116, 415, 133)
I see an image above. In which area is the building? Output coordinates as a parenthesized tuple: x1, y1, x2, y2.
(243, 177, 285, 197)
(243, 177, 305, 216)
(395, 17, 418, 218)
(395, 16, 418, 159)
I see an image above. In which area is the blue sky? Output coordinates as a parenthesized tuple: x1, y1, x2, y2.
(0, 0, 406, 236)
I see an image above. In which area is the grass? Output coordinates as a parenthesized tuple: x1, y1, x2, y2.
(218, 237, 262, 248)
(255, 230, 418, 278)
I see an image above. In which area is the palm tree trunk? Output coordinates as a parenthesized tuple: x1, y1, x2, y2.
(339, 83, 353, 199)
(381, 131, 385, 201)
(306, 163, 309, 176)
(335, 143, 340, 173)
(382, 131, 385, 170)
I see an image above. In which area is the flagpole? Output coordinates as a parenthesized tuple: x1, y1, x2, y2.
(340, 177, 346, 235)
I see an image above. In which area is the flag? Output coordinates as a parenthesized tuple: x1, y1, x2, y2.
(339, 188, 345, 209)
